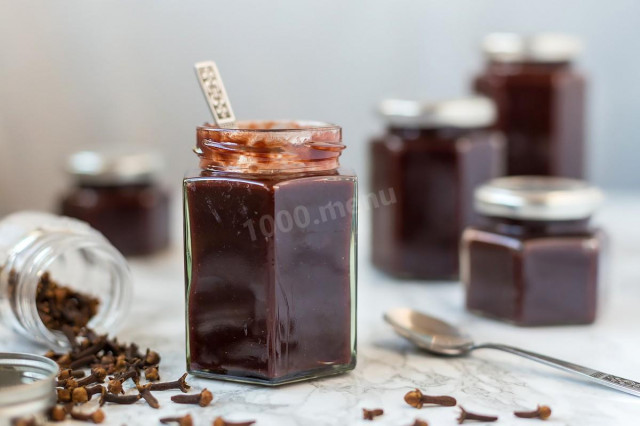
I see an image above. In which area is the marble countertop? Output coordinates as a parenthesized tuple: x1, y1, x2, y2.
(2, 193, 640, 425)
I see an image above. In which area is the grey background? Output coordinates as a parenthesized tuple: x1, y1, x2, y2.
(1, 0, 639, 214)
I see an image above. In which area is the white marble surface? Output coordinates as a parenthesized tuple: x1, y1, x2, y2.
(2, 193, 640, 425)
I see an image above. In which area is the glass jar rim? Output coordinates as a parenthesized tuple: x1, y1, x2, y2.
(197, 119, 341, 133)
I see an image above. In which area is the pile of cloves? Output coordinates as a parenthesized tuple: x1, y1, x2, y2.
(31, 273, 217, 424)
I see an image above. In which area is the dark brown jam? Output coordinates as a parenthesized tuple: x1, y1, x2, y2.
(184, 121, 356, 385)
(462, 177, 604, 326)
(474, 54, 586, 178)
(370, 100, 505, 280)
(61, 183, 170, 257)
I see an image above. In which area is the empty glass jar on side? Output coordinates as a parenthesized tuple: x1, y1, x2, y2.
(0, 212, 132, 348)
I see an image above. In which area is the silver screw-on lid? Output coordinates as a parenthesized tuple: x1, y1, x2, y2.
(0, 353, 58, 424)
(475, 176, 604, 221)
(482, 32, 583, 63)
(378, 97, 496, 128)
(67, 149, 164, 185)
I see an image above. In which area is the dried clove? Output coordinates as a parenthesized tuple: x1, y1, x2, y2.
(362, 408, 384, 420)
(149, 373, 190, 393)
(58, 369, 85, 381)
(69, 408, 105, 424)
(85, 385, 106, 400)
(411, 420, 429, 426)
(76, 367, 107, 387)
(457, 407, 498, 424)
(212, 417, 256, 426)
(48, 405, 68, 422)
(145, 366, 160, 381)
(71, 387, 90, 404)
(137, 384, 160, 409)
(57, 388, 72, 403)
(144, 349, 161, 366)
(107, 378, 125, 395)
(99, 392, 141, 406)
(171, 389, 213, 407)
(404, 389, 457, 408)
(160, 414, 194, 426)
(514, 405, 552, 420)
(69, 354, 99, 370)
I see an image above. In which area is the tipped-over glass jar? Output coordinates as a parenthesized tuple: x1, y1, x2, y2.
(474, 33, 586, 178)
(370, 97, 505, 280)
(461, 176, 605, 326)
(0, 212, 132, 348)
(60, 149, 171, 257)
(184, 120, 357, 385)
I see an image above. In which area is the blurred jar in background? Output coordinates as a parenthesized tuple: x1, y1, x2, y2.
(462, 176, 605, 326)
(370, 97, 505, 280)
(474, 33, 586, 178)
(60, 150, 170, 257)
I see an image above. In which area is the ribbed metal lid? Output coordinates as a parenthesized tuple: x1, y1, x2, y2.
(0, 353, 58, 423)
(475, 176, 604, 221)
(67, 149, 164, 185)
(482, 32, 583, 63)
(378, 97, 496, 128)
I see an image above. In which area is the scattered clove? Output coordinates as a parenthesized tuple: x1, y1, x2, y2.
(137, 384, 160, 409)
(411, 419, 429, 426)
(171, 389, 213, 407)
(160, 414, 194, 426)
(145, 366, 160, 382)
(107, 378, 125, 395)
(48, 405, 68, 422)
(212, 417, 256, 426)
(72, 387, 90, 404)
(57, 388, 72, 404)
(76, 367, 107, 387)
(457, 407, 498, 424)
(149, 373, 190, 393)
(99, 392, 142, 406)
(58, 369, 85, 380)
(362, 408, 384, 420)
(404, 389, 457, 408)
(86, 385, 106, 400)
(69, 408, 105, 424)
(144, 349, 161, 366)
(514, 405, 552, 420)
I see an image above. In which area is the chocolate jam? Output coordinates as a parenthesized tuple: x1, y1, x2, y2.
(371, 98, 505, 280)
(60, 151, 170, 257)
(473, 33, 586, 178)
(184, 121, 357, 385)
(461, 176, 604, 326)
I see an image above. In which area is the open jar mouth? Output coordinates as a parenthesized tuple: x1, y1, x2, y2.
(196, 120, 344, 173)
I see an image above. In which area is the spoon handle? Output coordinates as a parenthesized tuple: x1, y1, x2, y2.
(474, 343, 640, 398)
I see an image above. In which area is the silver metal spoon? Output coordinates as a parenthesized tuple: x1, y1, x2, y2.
(384, 308, 640, 397)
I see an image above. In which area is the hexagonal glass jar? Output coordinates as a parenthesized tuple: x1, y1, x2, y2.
(461, 176, 605, 326)
(370, 98, 505, 280)
(183, 120, 357, 385)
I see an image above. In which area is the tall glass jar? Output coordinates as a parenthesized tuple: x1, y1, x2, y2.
(0, 212, 132, 348)
(474, 33, 586, 178)
(370, 97, 505, 280)
(184, 120, 357, 385)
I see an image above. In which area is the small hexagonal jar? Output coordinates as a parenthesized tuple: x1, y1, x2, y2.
(370, 98, 505, 280)
(461, 176, 605, 326)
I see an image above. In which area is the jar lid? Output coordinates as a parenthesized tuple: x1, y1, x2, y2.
(475, 176, 604, 221)
(67, 149, 164, 185)
(378, 97, 496, 128)
(0, 353, 58, 422)
(482, 32, 583, 63)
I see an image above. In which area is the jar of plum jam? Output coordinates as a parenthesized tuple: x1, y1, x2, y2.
(60, 150, 170, 257)
(474, 33, 586, 178)
(461, 176, 605, 326)
(371, 97, 505, 280)
(184, 120, 357, 385)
